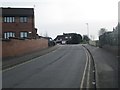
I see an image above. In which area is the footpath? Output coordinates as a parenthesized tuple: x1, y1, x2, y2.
(84, 44, 118, 88)
(2, 45, 59, 70)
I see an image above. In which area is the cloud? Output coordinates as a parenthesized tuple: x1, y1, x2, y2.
(1, 0, 119, 39)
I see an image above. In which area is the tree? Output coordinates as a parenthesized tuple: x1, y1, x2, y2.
(77, 34, 82, 43)
(98, 28, 107, 36)
(83, 35, 90, 42)
(43, 31, 48, 37)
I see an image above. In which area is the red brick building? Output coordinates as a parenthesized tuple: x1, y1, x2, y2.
(2, 7, 37, 39)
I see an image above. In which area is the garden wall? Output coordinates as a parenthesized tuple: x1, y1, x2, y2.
(2, 38, 48, 58)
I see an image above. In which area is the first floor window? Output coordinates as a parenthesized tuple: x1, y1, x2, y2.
(4, 32, 15, 39)
(20, 17, 28, 23)
(3, 17, 15, 23)
(20, 32, 28, 38)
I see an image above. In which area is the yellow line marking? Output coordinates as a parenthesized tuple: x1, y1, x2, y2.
(80, 46, 89, 89)
(86, 51, 91, 88)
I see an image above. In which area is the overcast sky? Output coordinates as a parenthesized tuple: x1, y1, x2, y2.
(0, 0, 119, 40)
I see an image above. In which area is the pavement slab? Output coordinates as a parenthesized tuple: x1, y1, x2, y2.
(84, 44, 118, 88)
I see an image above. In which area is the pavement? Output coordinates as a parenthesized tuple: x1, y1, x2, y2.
(83, 44, 118, 88)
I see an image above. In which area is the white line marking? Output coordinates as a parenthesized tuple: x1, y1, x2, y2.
(3, 59, 35, 72)
(3, 47, 61, 72)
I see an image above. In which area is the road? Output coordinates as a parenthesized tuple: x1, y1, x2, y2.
(3, 45, 87, 88)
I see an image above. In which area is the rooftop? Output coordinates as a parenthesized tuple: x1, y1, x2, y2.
(1, 7, 34, 16)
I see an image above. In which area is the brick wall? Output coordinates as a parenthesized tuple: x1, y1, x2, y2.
(0, 41, 2, 58)
(3, 17, 33, 29)
(2, 38, 48, 58)
(2, 16, 36, 38)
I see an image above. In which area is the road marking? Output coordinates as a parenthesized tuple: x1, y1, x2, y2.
(80, 46, 89, 89)
(3, 58, 35, 72)
(3, 47, 61, 72)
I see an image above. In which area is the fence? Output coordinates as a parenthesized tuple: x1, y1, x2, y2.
(99, 24, 120, 55)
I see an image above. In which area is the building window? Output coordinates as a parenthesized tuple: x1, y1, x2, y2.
(20, 17, 28, 23)
(20, 32, 28, 38)
(65, 37, 68, 39)
(3, 17, 15, 23)
(4, 32, 15, 39)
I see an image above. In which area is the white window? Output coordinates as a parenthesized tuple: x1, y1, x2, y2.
(20, 32, 28, 38)
(20, 17, 28, 23)
(65, 37, 68, 39)
(4, 32, 15, 39)
(3, 17, 15, 23)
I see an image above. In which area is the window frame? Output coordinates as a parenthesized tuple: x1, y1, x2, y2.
(20, 16, 28, 23)
(3, 16, 15, 23)
(20, 32, 28, 38)
(4, 32, 15, 39)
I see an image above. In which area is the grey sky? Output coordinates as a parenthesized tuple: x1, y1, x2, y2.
(118, 1, 120, 23)
(0, 0, 119, 40)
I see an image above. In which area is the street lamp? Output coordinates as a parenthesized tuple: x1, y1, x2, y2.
(86, 23, 89, 38)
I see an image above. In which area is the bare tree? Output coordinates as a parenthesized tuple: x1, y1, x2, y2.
(43, 31, 48, 37)
(98, 28, 107, 36)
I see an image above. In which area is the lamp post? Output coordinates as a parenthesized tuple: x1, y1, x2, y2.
(86, 23, 89, 38)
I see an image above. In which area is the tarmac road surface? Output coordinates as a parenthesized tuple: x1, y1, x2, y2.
(3, 44, 87, 88)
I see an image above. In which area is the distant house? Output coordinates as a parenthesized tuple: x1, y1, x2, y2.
(54, 33, 82, 44)
(1, 7, 37, 39)
(54, 33, 73, 44)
